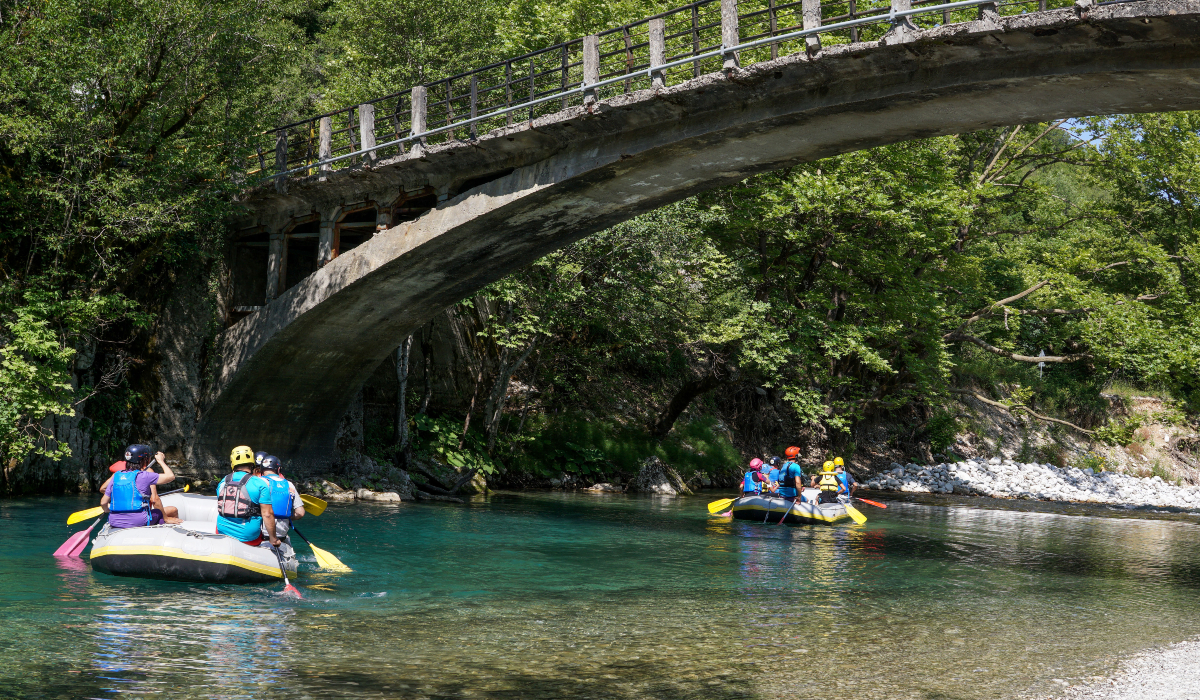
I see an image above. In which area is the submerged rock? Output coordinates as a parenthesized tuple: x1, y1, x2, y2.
(633, 456, 692, 495)
(585, 483, 624, 493)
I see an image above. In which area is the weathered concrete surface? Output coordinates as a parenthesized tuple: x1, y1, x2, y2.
(199, 1, 1200, 467)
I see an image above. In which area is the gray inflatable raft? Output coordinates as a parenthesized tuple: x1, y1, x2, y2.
(731, 492, 851, 525)
(90, 493, 298, 584)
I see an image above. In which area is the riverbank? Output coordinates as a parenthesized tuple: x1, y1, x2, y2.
(865, 457, 1200, 510)
(1057, 638, 1200, 700)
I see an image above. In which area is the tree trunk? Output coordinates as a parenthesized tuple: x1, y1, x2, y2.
(395, 335, 413, 453)
(483, 338, 539, 452)
(418, 322, 433, 414)
(651, 374, 724, 439)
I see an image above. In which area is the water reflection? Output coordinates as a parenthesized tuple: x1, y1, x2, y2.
(2, 493, 1200, 699)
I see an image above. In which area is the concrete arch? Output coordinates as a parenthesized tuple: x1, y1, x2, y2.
(196, 2, 1200, 467)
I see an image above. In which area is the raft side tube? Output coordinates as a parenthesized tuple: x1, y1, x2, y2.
(89, 524, 297, 584)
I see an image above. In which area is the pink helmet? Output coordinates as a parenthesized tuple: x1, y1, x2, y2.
(749, 458, 763, 469)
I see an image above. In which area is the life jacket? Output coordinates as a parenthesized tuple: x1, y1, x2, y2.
(742, 471, 760, 494)
(264, 474, 294, 520)
(836, 471, 853, 493)
(110, 470, 150, 523)
(819, 470, 840, 492)
(776, 463, 800, 497)
(217, 471, 262, 520)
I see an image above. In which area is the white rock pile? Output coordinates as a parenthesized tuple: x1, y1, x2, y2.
(865, 457, 1200, 509)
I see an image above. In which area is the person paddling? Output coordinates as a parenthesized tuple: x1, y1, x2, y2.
(216, 445, 280, 549)
(812, 460, 841, 504)
(100, 445, 182, 527)
(258, 455, 305, 540)
(833, 457, 858, 502)
(776, 448, 805, 503)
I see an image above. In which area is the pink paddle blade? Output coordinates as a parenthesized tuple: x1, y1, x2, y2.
(53, 520, 99, 557)
(283, 583, 303, 599)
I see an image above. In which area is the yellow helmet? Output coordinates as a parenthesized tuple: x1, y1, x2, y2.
(230, 445, 255, 468)
(822, 460, 835, 472)
(834, 457, 844, 467)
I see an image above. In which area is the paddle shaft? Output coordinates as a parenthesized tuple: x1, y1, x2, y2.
(270, 545, 301, 598)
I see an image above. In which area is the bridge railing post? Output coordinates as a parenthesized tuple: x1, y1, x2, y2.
(649, 18, 666, 90)
(358, 103, 377, 167)
(318, 116, 332, 180)
(583, 34, 599, 106)
(882, 0, 917, 44)
(274, 130, 287, 194)
(411, 86, 427, 155)
(802, 0, 822, 56)
(721, 0, 739, 72)
(469, 74, 479, 139)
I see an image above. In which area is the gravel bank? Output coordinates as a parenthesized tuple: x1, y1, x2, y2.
(1058, 638, 1200, 700)
(864, 457, 1200, 509)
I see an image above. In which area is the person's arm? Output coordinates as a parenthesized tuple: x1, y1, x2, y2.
(100, 491, 111, 513)
(261, 503, 278, 546)
(149, 483, 162, 511)
(154, 452, 175, 486)
(290, 484, 305, 519)
(794, 474, 804, 494)
(99, 475, 114, 492)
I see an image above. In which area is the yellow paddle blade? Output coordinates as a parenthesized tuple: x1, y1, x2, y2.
(845, 503, 868, 525)
(300, 494, 327, 516)
(309, 541, 352, 572)
(67, 506, 104, 526)
(707, 497, 736, 514)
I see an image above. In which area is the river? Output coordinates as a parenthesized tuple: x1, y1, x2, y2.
(2, 492, 1199, 699)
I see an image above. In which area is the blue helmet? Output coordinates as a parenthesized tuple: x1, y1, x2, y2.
(124, 444, 152, 469)
(261, 455, 282, 473)
(254, 450, 269, 466)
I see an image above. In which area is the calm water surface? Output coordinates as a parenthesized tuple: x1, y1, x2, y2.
(2, 491, 1200, 699)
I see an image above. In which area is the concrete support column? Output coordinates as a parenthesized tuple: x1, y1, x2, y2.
(318, 218, 335, 267)
(358, 103, 377, 166)
(318, 116, 332, 180)
(721, 0, 739, 72)
(266, 233, 285, 301)
(649, 18, 666, 90)
(410, 86, 427, 156)
(802, 0, 822, 56)
(376, 207, 390, 233)
(583, 34, 600, 106)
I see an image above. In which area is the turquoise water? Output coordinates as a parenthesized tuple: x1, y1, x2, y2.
(3, 492, 1200, 699)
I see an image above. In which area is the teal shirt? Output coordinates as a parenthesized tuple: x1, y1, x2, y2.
(215, 472, 272, 542)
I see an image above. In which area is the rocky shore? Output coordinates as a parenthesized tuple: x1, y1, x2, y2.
(1058, 638, 1200, 700)
(866, 457, 1200, 509)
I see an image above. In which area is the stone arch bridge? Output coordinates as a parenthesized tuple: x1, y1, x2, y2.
(199, 0, 1200, 467)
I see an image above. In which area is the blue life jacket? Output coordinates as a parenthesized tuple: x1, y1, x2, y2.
(767, 468, 781, 484)
(742, 471, 759, 494)
(776, 463, 801, 498)
(264, 474, 294, 520)
(110, 470, 150, 524)
(836, 471, 854, 493)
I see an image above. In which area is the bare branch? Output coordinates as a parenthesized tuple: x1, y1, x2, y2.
(952, 281, 1050, 334)
(946, 333, 1090, 363)
(950, 389, 1094, 435)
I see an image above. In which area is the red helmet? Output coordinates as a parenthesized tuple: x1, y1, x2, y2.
(785, 446, 800, 458)
(108, 461, 126, 473)
(749, 458, 763, 469)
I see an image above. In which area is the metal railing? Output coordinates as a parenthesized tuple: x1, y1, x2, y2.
(252, 0, 1080, 187)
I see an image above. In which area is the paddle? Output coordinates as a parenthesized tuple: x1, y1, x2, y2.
(299, 494, 327, 516)
(53, 517, 103, 557)
(270, 545, 302, 598)
(844, 501, 868, 525)
(290, 526, 351, 572)
(66, 484, 189, 525)
(777, 498, 798, 525)
(707, 497, 736, 514)
(856, 497, 887, 509)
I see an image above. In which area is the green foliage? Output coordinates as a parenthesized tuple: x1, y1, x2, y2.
(1072, 452, 1109, 472)
(923, 410, 960, 454)
(1093, 415, 1145, 447)
(412, 413, 501, 475)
